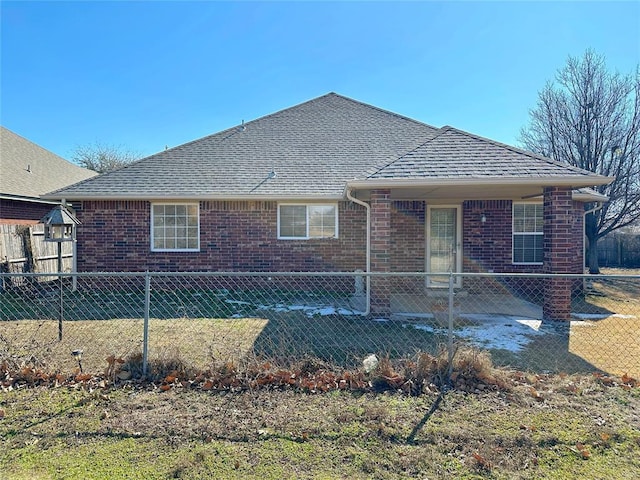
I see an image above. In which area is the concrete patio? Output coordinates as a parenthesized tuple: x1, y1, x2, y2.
(390, 291, 543, 321)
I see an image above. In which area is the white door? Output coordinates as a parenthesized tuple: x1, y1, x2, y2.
(426, 205, 462, 288)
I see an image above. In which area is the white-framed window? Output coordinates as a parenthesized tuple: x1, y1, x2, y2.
(278, 203, 338, 239)
(512, 203, 543, 264)
(151, 203, 200, 251)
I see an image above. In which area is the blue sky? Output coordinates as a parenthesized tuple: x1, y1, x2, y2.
(1, 1, 639, 161)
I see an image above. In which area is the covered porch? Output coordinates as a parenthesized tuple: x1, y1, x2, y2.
(347, 180, 608, 321)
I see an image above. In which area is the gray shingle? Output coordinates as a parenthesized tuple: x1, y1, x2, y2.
(45, 93, 439, 199)
(44, 94, 607, 200)
(368, 127, 601, 181)
(1, 127, 97, 199)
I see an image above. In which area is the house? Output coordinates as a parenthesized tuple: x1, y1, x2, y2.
(44, 93, 612, 320)
(0, 126, 97, 223)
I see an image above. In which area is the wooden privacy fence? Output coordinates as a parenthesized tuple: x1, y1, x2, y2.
(0, 223, 74, 276)
(597, 232, 640, 268)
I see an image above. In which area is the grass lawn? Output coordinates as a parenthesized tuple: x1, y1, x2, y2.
(2, 273, 639, 479)
(1, 375, 638, 479)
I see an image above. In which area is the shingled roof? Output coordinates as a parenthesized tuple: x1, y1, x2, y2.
(45, 93, 610, 201)
(1, 126, 97, 200)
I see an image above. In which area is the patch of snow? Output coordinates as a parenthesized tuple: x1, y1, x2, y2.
(515, 319, 543, 331)
(409, 314, 548, 353)
(255, 303, 360, 317)
(408, 323, 435, 333)
(572, 313, 637, 320)
(225, 299, 254, 306)
(314, 307, 338, 316)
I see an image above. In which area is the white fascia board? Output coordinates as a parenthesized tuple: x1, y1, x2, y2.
(346, 175, 614, 190)
(0, 194, 60, 205)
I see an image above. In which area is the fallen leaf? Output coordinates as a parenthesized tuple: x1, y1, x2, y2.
(530, 388, 544, 401)
(201, 380, 214, 391)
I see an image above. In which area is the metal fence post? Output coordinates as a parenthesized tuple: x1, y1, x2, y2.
(143, 271, 150, 376)
(447, 273, 454, 379)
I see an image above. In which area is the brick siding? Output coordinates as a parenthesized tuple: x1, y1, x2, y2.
(75, 200, 366, 273)
(542, 187, 583, 320)
(0, 199, 56, 223)
(75, 196, 585, 314)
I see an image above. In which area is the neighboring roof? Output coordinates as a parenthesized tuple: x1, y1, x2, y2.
(44, 93, 611, 201)
(1, 127, 97, 200)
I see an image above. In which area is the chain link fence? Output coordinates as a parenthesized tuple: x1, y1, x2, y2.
(1, 271, 638, 378)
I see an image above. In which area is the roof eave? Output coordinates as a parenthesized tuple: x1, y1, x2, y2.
(346, 175, 614, 190)
(41, 193, 346, 202)
(0, 194, 61, 205)
(573, 192, 609, 203)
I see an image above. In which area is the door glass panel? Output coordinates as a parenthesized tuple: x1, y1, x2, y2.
(429, 207, 457, 286)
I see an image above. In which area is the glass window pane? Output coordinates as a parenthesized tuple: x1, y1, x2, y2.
(513, 233, 543, 263)
(280, 205, 307, 237)
(309, 205, 336, 238)
(151, 204, 199, 250)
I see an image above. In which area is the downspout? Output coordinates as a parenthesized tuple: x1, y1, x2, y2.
(346, 188, 370, 316)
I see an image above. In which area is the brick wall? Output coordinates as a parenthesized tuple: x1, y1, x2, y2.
(390, 201, 425, 272)
(0, 199, 55, 223)
(542, 187, 583, 320)
(463, 200, 546, 274)
(75, 196, 585, 281)
(75, 200, 366, 273)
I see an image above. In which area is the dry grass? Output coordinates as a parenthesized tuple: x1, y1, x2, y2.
(569, 316, 640, 377)
(0, 317, 269, 373)
(1, 371, 638, 479)
(1, 270, 638, 379)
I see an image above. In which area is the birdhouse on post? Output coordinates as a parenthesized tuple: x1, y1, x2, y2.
(41, 205, 80, 242)
(40, 204, 81, 341)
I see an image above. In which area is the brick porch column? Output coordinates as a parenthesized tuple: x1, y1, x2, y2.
(542, 186, 575, 321)
(370, 189, 391, 316)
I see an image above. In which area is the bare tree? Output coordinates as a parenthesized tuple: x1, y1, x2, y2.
(520, 50, 640, 273)
(72, 141, 141, 173)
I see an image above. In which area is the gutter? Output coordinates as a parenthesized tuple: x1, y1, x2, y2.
(346, 188, 370, 316)
(346, 175, 614, 190)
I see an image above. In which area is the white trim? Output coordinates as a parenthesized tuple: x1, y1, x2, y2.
(512, 202, 543, 265)
(277, 202, 339, 240)
(426, 204, 462, 288)
(0, 194, 60, 205)
(150, 202, 200, 252)
(347, 175, 614, 190)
